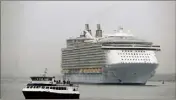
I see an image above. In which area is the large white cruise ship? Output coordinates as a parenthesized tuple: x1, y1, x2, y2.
(61, 24, 161, 85)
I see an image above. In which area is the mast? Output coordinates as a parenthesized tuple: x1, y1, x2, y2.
(43, 68, 48, 77)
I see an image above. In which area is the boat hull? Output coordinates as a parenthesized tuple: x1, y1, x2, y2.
(22, 91, 80, 99)
(63, 63, 158, 85)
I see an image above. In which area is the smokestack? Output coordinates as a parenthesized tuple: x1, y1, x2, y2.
(97, 24, 101, 30)
(95, 24, 102, 37)
(85, 24, 92, 35)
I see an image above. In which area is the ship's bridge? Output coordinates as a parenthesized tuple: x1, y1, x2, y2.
(98, 31, 151, 45)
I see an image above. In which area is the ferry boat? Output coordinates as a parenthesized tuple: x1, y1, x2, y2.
(22, 69, 80, 99)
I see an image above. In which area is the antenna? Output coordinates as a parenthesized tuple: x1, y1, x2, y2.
(119, 26, 123, 33)
(43, 68, 48, 77)
(119, 26, 123, 30)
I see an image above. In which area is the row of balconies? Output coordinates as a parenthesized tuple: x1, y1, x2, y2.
(62, 57, 106, 61)
(62, 60, 106, 65)
(62, 62, 105, 67)
(62, 48, 103, 54)
(62, 54, 105, 60)
(62, 51, 105, 56)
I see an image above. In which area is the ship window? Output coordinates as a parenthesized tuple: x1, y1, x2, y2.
(63, 87, 66, 90)
(46, 87, 49, 89)
(59, 87, 62, 90)
(56, 87, 59, 90)
(53, 87, 56, 90)
(60, 87, 63, 90)
(42, 86, 45, 89)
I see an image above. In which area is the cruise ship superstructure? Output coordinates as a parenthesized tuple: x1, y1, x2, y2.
(61, 24, 161, 85)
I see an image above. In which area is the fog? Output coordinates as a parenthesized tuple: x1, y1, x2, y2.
(1, 1, 175, 77)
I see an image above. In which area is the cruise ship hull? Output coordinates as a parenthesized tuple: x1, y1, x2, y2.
(64, 63, 158, 85)
(22, 91, 80, 99)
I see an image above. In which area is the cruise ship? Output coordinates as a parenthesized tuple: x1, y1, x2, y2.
(61, 24, 161, 85)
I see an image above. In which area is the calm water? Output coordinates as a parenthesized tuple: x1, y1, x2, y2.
(1, 78, 175, 100)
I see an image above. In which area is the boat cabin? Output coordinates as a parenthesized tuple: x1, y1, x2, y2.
(30, 76, 55, 84)
(30, 76, 54, 81)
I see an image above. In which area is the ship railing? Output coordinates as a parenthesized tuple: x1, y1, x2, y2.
(101, 46, 161, 51)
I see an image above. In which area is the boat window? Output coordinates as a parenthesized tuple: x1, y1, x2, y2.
(64, 87, 67, 90)
(46, 87, 49, 89)
(27, 86, 29, 88)
(53, 87, 56, 90)
(59, 87, 62, 90)
(42, 86, 45, 89)
(56, 87, 59, 90)
(60, 87, 66, 90)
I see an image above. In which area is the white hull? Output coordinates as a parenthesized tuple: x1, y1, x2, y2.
(64, 63, 158, 85)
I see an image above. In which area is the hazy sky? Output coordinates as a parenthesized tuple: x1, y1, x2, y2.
(1, 1, 175, 77)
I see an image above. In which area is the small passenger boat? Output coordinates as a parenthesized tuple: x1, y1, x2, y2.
(22, 69, 80, 99)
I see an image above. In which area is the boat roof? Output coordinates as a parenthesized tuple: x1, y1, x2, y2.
(27, 83, 79, 87)
(30, 76, 54, 78)
(30, 76, 55, 80)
